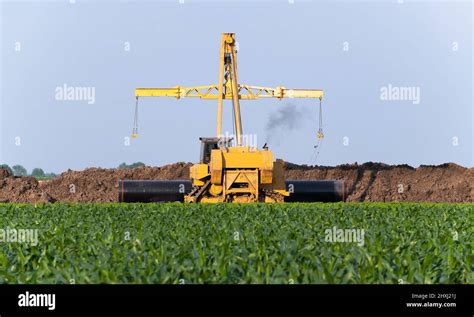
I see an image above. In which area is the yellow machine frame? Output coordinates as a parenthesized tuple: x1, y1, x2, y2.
(134, 33, 324, 203)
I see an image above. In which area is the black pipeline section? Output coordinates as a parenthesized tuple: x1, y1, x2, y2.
(119, 179, 345, 203)
(284, 180, 345, 202)
(118, 180, 192, 203)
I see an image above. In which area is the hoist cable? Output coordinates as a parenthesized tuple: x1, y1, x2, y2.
(317, 97, 324, 139)
(311, 98, 324, 164)
(230, 72, 236, 144)
(132, 97, 139, 138)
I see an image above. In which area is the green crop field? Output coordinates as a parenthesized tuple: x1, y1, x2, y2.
(0, 203, 472, 284)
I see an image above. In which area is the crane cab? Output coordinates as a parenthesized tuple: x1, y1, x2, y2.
(199, 137, 232, 164)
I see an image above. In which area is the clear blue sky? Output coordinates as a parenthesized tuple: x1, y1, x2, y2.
(1, 0, 472, 173)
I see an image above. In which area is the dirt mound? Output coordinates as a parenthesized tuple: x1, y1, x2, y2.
(0, 162, 472, 203)
(285, 162, 473, 202)
(0, 174, 49, 203)
(39, 162, 191, 203)
(0, 168, 12, 179)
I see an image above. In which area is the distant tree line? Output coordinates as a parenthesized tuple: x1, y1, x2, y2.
(117, 162, 145, 169)
(0, 164, 57, 178)
(0, 162, 147, 177)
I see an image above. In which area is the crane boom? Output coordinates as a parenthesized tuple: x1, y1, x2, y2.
(135, 85, 324, 100)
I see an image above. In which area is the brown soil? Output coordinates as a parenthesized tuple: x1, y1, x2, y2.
(0, 162, 472, 203)
(284, 162, 473, 202)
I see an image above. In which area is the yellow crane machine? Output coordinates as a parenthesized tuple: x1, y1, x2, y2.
(119, 33, 344, 203)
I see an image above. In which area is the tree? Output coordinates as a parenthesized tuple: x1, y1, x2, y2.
(118, 162, 145, 169)
(129, 162, 145, 169)
(118, 162, 128, 170)
(12, 165, 27, 176)
(0, 164, 13, 175)
(31, 168, 45, 177)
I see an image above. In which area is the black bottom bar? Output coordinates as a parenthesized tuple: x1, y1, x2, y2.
(0, 284, 471, 315)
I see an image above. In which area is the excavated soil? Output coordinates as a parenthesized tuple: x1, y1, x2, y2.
(0, 162, 472, 203)
(285, 162, 473, 203)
